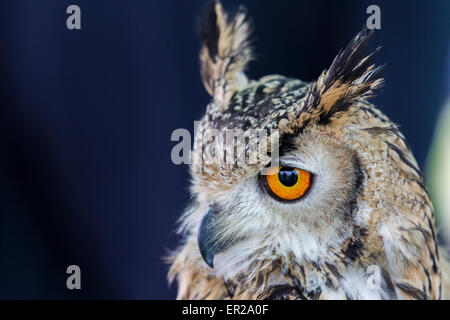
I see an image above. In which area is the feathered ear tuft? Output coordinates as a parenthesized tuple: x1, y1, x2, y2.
(300, 27, 384, 122)
(199, 1, 253, 103)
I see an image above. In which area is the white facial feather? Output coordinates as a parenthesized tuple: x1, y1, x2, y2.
(194, 131, 364, 279)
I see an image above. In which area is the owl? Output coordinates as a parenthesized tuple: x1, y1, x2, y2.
(168, 1, 450, 299)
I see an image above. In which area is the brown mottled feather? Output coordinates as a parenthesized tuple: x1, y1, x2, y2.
(168, 1, 447, 300)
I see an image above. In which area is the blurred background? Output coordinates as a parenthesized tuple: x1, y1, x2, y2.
(0, 0, 448, 299)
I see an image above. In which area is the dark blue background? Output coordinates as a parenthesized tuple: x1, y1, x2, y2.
(0, 0, 448, 299)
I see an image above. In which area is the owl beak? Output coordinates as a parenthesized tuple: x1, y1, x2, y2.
(197, 208, 232, 269)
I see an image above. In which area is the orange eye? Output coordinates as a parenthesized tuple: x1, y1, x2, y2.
(262, 166, 313, 201)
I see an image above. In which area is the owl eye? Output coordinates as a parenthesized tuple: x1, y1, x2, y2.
(261, 166, 313, 201)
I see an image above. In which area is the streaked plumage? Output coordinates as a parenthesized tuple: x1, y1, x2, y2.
(168, 1, 449, 299)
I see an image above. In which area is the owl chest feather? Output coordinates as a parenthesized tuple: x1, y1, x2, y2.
(219, 256, 391, 299)
(211, 228, 393, 300)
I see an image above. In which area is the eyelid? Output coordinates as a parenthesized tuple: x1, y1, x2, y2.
(279, 157, 307, 172)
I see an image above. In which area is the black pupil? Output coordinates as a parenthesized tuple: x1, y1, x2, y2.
(278, 167, 298, 187)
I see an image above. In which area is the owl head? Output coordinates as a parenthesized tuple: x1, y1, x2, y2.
(170, 1, 440, 299)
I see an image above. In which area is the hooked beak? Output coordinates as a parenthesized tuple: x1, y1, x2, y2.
(197, 208, 234, 268)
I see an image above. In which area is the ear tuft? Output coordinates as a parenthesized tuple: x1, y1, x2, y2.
(199, 1, 253, 103)
(301, 27, 384, 121)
